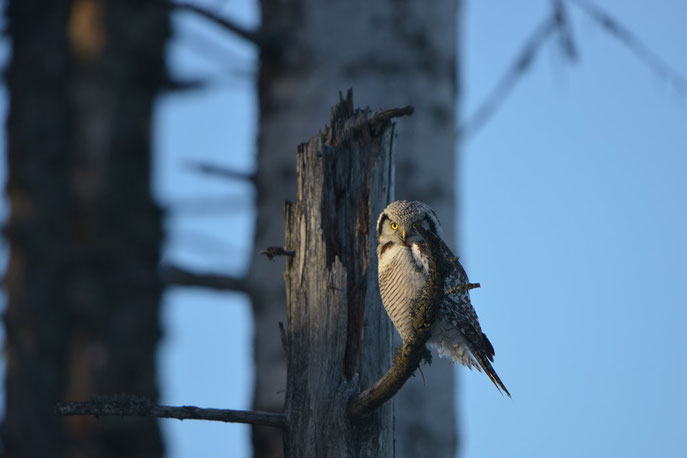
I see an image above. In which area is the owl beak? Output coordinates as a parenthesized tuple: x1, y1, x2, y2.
(400, 228, 407, 243)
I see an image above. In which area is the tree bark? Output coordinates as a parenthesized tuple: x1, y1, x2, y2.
(2, 1, 168, 456)
(283, 91, 395, 457)
(251, 1, 459, 456)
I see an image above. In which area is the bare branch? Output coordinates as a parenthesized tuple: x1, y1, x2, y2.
(56, 395, 285, 428)
(568, 0, 687, 95)
(459, 9, 559, 140)
(553, 0, 578, 62)
(461, 0, 687, 142)
(279, 321, 288, 352)
(349, 226, 447, 420)
(161, 77, 254, 94)
(185, 160, 256, 182)
(160, 264, 247, 292)
(172, 1, 261, 46)
(369, 106, 415, 128)
(162, 77, 211, 92)
(260, 246, 295, 261)
(173, 17, 256, 73)
(444, 282, 481, 297)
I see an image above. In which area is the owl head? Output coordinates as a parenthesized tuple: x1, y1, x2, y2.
(376, 200, 443, 246)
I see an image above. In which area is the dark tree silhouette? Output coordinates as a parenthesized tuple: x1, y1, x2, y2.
(2, 1, 168, 456)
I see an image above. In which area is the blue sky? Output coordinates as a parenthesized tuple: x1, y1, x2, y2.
(461, 1, 687, 457)
(158, 1, 687, 457)
(0, 1, 685, 457)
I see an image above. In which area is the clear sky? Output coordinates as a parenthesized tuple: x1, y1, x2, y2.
(460, 1, 687, 457)
(0, 1, 685, 457)
(158, 1, 687, 457)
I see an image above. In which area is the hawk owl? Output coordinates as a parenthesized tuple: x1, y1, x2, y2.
(377, 200, 510, 396)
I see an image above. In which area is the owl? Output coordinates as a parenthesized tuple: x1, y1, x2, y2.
(377, 200, 510, 396)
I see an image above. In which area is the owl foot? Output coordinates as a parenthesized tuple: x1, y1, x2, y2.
(422, 347, 433, 366)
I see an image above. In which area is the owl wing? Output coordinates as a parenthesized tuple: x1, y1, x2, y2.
(439, 241, 511, 397)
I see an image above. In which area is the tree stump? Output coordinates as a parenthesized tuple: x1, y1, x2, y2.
(283, 90, 410, 457)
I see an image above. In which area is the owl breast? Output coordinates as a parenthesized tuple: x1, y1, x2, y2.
(378, 243, 428, 342)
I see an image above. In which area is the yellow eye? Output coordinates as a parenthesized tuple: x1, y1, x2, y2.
(390, 221, 398, 231)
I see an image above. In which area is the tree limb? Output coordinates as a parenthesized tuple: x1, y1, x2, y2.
(568, 0, 687, 95)
(172, 1, 261, 46)
(160, 264, 247, 292)
(349, 226, 447, 420)
(56, 395, 285, 428)
(459, 9, 559, 140)
(369, 106, 414, 129)
(185, 160, 256, 183)
(461, 0, 687, 141)
(259, 246, 295, 261)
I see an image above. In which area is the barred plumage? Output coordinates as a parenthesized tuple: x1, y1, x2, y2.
(376, 200, 510, 397)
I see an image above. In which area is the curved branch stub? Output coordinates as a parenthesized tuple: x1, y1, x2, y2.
(348, 226, 448, 420)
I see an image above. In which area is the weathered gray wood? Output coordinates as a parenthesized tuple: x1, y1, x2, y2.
(283, 91, 406, 457)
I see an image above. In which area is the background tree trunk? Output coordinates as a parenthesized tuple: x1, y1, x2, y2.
(283, 92, 395, 457)
(250, 1, 459, 456)
(2, 1, 168, 456)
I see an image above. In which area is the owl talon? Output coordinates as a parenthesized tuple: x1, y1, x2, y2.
(422, 347, 433, 366)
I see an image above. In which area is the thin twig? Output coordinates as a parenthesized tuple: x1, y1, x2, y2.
(349, 226, 447, 420)
(461, 0, 687, 141)
(369, 106, 415, 128)
(553, 0, 578, 61)
(172, 24, 257, 80)
(260, 246, 295, 261)
(162, 77, 254, 93)
(173, 2, 261, 46)
(279, 321, 288, 352)
(160, 264, 247, 292)
(185, 160, 256, 182)
(568, 0, 687, 94)
(56, 395, 285, 428)
(444, 282, 481, 296)
(460, 10, 559, 140)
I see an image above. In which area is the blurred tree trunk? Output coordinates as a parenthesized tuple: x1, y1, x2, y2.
(2, 1, 168, 456)
(249, 1, 459, 456)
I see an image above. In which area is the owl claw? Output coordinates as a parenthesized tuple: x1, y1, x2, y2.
(422, 347, 433, 366)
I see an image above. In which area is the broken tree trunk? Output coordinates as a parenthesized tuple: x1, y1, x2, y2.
(283, 91, 408, 457)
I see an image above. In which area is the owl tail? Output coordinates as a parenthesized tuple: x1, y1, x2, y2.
(469, 345, 511, 398)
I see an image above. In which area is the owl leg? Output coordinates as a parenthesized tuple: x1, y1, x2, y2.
(421, 346, 433, 366)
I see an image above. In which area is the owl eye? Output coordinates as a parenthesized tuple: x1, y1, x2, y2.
(390, 221, 398, 231)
